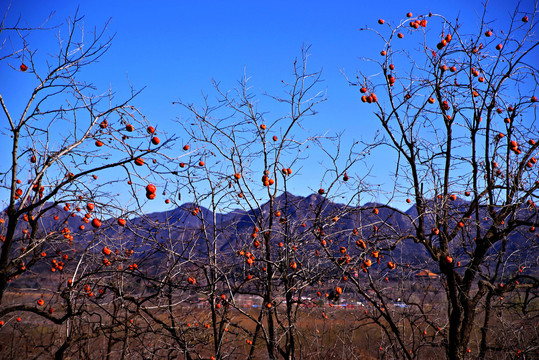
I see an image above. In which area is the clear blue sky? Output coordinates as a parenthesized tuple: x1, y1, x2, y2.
(1, 0, 536, 213)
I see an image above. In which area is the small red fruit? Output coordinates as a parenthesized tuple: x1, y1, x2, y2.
(146, 184, 157, 193)
(20, 64, 28, 71)
(118, 218, 126, 226)
(522, 16, 529, 23)
(496, 44, 503, 50)
(378, 19, 385, 25)
(37, 299, 44, 306)
(183, 144, 190, 151)
(147, 126, 155, 134)
(199, 161, 205, 167)
(485, 30, 492, 37)
(318, 188, 325, 195)
(134, 158, 144, 166)
(151, 137, 160, 145)
(125, 124, 134, 132)
(397, 33, 404, 38)
(406, 12, 412, 18)
(103, 247, 111, 255)
(273, 135, 278, 141)
(91, 218, 102, 228)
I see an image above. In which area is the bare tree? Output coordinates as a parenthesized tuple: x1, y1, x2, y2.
(171, 46, 369, 359)
(340, 3, 539, 359)
(0, 8, 175, 358)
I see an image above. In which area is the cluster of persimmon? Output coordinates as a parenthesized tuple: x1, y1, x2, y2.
(57, 227, 73, 243)
(216, 294, 228, 309)
(410, 18, 427, 29)
(50, 258, 65, 272)
(337, 253, 351, 265)
(436, 33, 452, 50)
(146, 183, 157, 200)
(238, 249, 255, 266)
(251, 226, 259, 239)
(83, 284, 94, 297)
(281, 167, 292, 176)
(526, 199, 537, 208)
(509, 140, 521, 155)
(261, 171, 274, 186)
(386, 74, 396, 86)
(359, 87, 378, 103)
(15, 180, 45, 201)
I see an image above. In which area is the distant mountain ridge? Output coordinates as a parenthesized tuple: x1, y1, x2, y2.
(6, 192, 538, 271)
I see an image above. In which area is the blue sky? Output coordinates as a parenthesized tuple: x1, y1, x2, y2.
(1, 0, 536, 213)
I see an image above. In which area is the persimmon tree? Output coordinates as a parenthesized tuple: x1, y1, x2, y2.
(170, 47, 370, 359)
(0, 9, 174, 358)
(342, 4, 539, 359)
